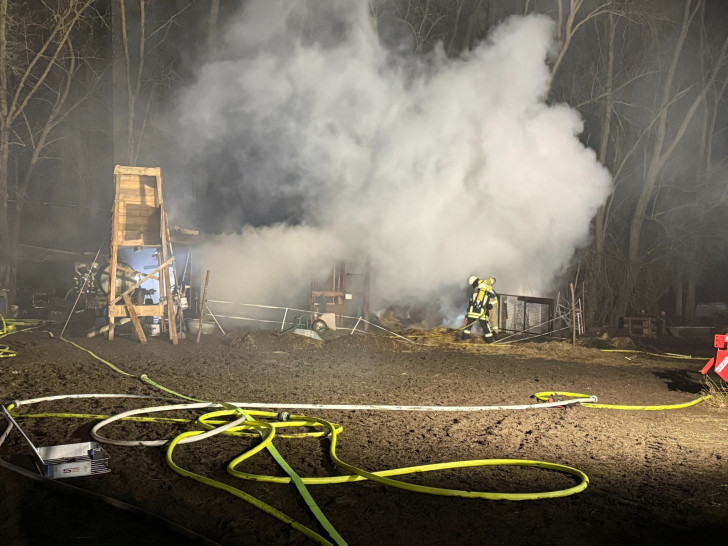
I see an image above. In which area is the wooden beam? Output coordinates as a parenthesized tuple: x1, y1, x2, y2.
(114, 165, 161, 176)
(108, 303, 165, 318)
(123, 294, 147, 344)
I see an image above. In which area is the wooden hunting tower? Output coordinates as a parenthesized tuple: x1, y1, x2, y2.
(107, 166, 177, 344)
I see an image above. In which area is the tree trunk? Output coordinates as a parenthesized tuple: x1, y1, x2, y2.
(208, 0, 220, 57)
(0, 129, 11, 291)
(674, 283, 683, 318)
(614, 2, 702, 321)
(0, 0, 10, 290)
(594, 9, 615, 257)
(685, 255, 699, 323)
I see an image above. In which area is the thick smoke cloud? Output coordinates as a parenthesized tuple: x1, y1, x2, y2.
(176, 1, 610, 321)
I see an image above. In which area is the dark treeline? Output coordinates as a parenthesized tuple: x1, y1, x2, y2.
(1, 0, 727, 326)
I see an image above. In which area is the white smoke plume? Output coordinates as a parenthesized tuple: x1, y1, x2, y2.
(176, 1, 610, 322)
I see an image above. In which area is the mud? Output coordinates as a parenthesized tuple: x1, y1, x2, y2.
(1, 324, 727, 545)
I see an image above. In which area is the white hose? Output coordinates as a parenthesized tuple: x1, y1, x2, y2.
(90, 402, 245, 447)
(2, 393, 597, 448)
(221, 398, 597, 412)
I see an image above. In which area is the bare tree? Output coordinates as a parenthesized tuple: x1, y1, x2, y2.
(542, 0, 728, 325)
(0, 0, 97, 291)
(446, 0, 486, 53)
(611, 0, 728, 319)
(112, 0, 194, 165)
(543, 0, 618, 96)
(382, 0, 452, 53)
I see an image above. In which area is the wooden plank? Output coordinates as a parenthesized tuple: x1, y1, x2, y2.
(109, 303, 165, 318)
(119, 176, 156, 187)
(119, 204, 158, 215)
(123, 294, 147, 344)
(121, 207, 158, 217)
(122, 227, 161, 240)
(156, 171, 164, 232)
(118, 190, 158, 206)
(121, 217, 160, 228)
(114, 165, 161, 176)
(108, 237, 119, 340)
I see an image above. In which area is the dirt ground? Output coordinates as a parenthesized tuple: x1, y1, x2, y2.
(1, 321, 727, 545)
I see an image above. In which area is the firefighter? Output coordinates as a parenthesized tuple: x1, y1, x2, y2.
(462, 275, 498, 342)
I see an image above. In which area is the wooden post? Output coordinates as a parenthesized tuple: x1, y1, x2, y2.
(197, 270, 210, 344)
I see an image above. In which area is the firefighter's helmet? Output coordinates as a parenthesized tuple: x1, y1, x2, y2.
(468, 275, 478, 286)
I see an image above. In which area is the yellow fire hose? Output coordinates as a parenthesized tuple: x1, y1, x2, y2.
(534, 391, 711, 410)
(1, 315, 45, 357)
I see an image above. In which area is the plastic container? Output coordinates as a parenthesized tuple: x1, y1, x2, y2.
(186, 319, 216, 335)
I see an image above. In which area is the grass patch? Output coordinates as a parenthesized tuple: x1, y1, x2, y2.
(703, 376, 728, 409)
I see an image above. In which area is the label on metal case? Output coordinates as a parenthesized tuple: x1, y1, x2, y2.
(48, 460, 93, 479)
(716, 356, 728, 374)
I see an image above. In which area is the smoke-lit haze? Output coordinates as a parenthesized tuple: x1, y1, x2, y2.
(176, 1, 611, 322)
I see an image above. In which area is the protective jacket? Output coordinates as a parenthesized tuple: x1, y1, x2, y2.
(463, 277, 498, 342)
(466, 279, 497, 320)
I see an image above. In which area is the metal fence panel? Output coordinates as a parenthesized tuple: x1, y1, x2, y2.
(497, 294, 554, 336)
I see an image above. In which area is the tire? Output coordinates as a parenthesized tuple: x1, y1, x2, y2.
(312, 319, 328, 333)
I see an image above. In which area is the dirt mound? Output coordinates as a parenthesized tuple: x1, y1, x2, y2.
(223, 330, 256, 349)
(223, 328, 322, 352)
(319, 331, 402, 352)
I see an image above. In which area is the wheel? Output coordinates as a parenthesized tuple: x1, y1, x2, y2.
(312, 319, 328, 333)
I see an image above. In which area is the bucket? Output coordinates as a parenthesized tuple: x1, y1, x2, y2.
(145, 323, 161, 337)
(186, 319, 216, 335)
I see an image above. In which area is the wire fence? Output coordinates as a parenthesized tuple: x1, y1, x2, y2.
(205, 295, 582, 346)
(205, 299, 415, 343)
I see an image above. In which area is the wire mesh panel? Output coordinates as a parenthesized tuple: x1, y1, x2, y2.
(497, 294, 554, 336)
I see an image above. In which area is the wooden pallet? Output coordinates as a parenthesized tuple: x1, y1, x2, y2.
(622, 316, 661, 338)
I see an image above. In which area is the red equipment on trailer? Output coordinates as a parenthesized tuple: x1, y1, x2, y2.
(701, 333, 728, 381)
